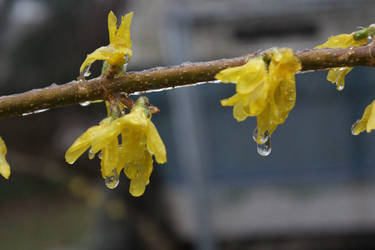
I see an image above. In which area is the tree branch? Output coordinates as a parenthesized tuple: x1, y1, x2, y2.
(1, 45, 375, 119)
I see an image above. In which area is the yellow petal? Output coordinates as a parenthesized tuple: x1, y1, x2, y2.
(215, 57, 265, 86)
(0, 156, 10, 179)
(100, 138, 119, 178)
(215, 65, 247, 84)
(146, 120, 167, 164)
(315, 34, 366, 49)
(247, 83, 269, 116)
(233, 101, 248, 121)
(236, 62, 267, 94)
(0, 137, 10, 179)
(90, 119, 118, 154)
(129, 177, 147, 197)
(352, 100, 375, 135)
(256, 105, 278, 141)
(108, 11, 117, 44)
(80, 46, 126, 73)
(113, 12, 133, 50)
(326, 67, 352, 91)
(221, 93, 243, 106)
(65, 126, 99, 164)
(270, 78, 296, 124)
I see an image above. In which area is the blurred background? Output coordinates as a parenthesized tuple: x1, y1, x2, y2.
(1, 0, 375, 249)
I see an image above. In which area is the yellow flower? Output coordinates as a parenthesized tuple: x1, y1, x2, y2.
(216, 48, 301, 144)
(79, 11, 133, 74)
(65, 97, 166, 197)
(218, 57, 269, 121)
(0, 137, 10, 179)
(351, 100, 375, 135)
(256, 48, 301, 141)
(315, 33, 368, 91)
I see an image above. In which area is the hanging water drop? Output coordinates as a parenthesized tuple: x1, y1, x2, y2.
(252, 128, 269, 144)
(78, 65, 91, 80)
(257, 138, 272, 156)
(123, 55, 129, 72)
(98, 151, 102, 159)
(351, 119, 360, 135)
(105, 169, 120, 189)
(83, 65, 91, 77)
(88, 149, 95, 159)
(80, 101, 91, 107)
(336, 84, 344, 91)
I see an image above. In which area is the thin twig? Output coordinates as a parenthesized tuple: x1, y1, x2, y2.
(0, 45, 375, 119)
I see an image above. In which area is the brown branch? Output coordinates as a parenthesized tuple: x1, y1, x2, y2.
(1, 45, 375, 119)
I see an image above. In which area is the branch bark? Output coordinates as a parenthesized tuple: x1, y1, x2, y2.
(1, 45, 375, 119)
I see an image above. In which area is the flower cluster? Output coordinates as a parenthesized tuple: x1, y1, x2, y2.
(0, 137, 10, 179)
(80, 11, 133, 75)
(65, 97, 166, 197)
(315, 33, 368, 91)
(216, 48, 301, 146)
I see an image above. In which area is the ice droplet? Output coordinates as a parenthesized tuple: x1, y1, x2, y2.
(257, 138, 272, 156)
(77, 65, 91, 80)
(88, 149, 94, 159)
(336, 84, 344, 91)
(105, 169, 120, 189)
(83, 65, 91, 77)
(252, 128, 269, 144)
(80, 101, 91, 107)
(351, 119, 360, 135)
(34, 108, 49, 114)
(22, 108, 49, 116)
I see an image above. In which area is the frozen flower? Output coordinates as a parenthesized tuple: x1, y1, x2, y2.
(216, 48, 301, 144)
(79, 11, 133, 74)
(65, 97, 166, 197)
(315, 33, 368, 91)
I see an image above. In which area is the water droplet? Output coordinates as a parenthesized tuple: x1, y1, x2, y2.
(257, 138, 272, 156)
(338, 67, 346, 71)
(105, 169, 119, 189)
(98, 151, 102, 159)
(252, 128, 269, 144)
(336, 84, 344, 91)
(351, 119, 360, 135)
(83, 65, 91, 77)
(80, 101, 91, 107)
(78, 65, 91, 80)
(123, 63, 128, 72)
(34, 108, 49, 114)
(88, 149, 95, 159)
(21, 108, 49, 116)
